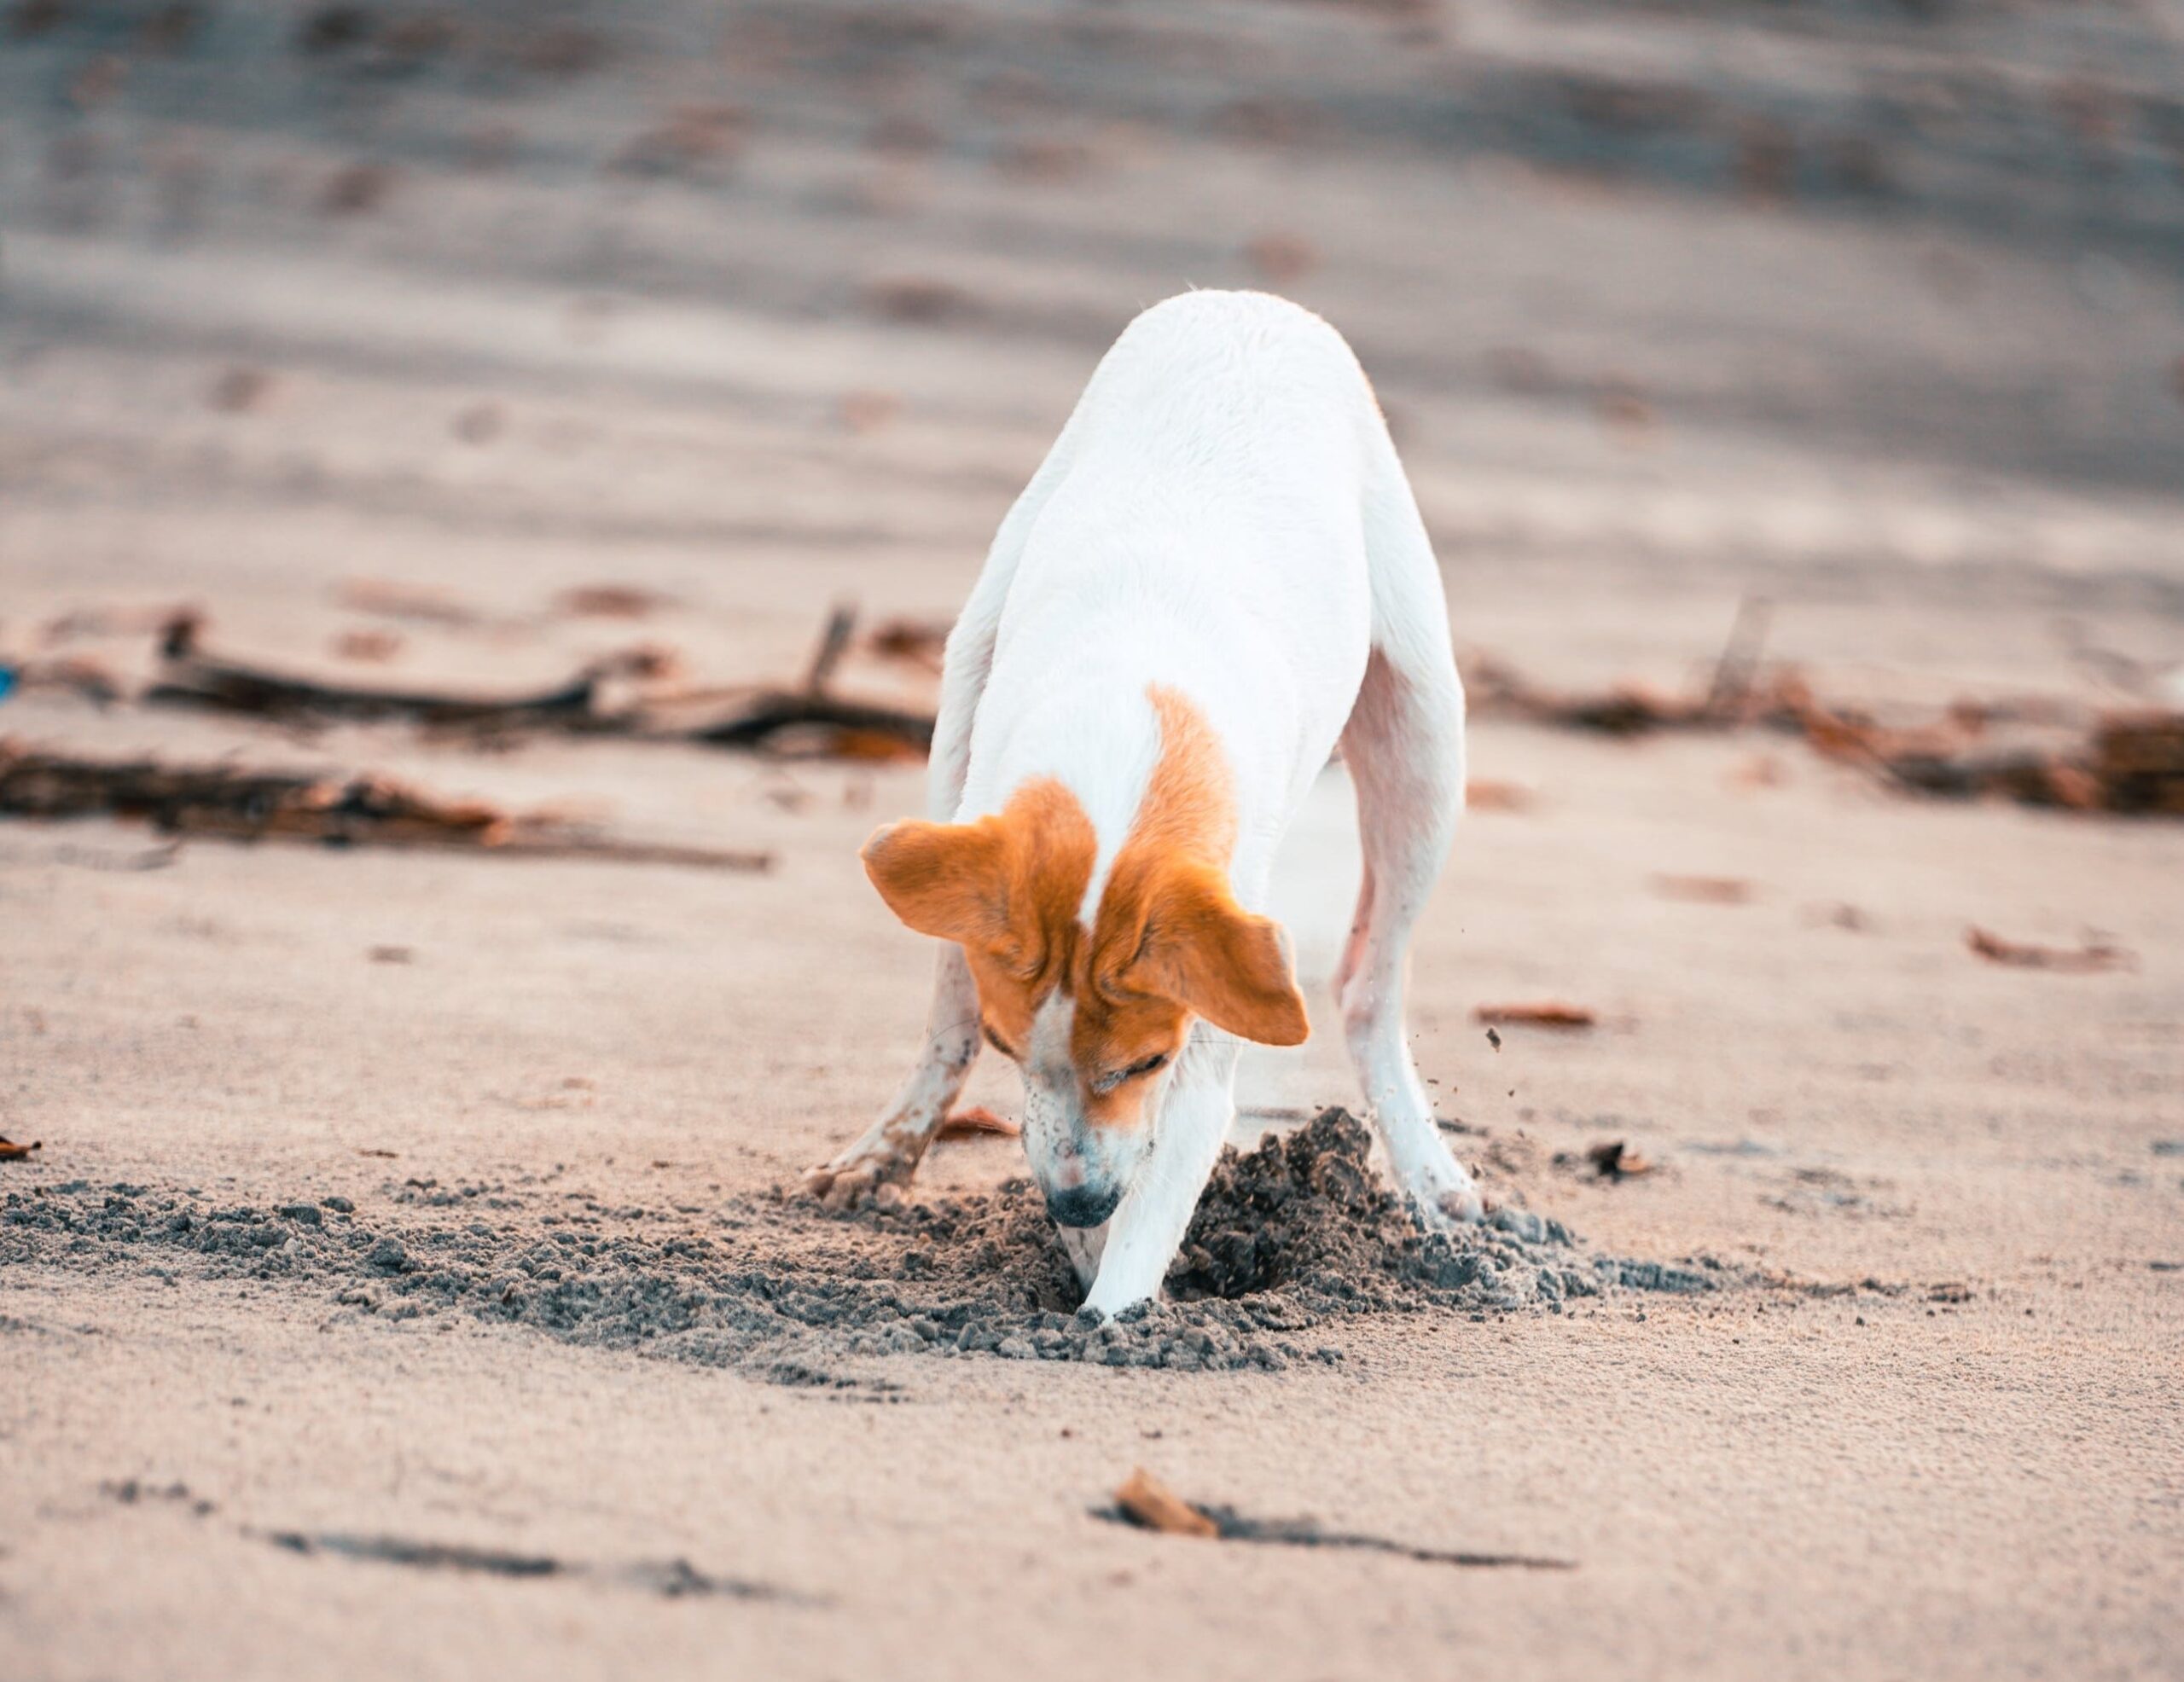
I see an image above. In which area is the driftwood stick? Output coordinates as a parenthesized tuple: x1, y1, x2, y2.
(1701, 595, 1772, 720)
(691, 693, 935, 754)
(148, 612, 613, 731)
(801, 601, 860, 696)
(0, 742, 770, 872)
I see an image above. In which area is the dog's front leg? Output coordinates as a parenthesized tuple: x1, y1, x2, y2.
(1078, 1038, 1237, 1317)
(804, 945, 979, 1209)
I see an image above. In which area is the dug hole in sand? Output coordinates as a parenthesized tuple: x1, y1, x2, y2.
(3, 1110, 1728, 1382)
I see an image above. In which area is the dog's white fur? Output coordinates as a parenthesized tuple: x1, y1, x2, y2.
(808, 289, 1480, 1314)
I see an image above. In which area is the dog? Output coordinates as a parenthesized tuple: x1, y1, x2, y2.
(804, 289, 1481, 1315)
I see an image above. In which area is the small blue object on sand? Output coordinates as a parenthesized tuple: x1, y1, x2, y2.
(0, 665, 16, 703)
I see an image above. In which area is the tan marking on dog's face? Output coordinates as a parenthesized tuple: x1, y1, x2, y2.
(1076, 687, 1310, 1116)
(861, 688, 1308, 1140)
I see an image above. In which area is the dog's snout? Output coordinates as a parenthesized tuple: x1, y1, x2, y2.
(1045, 1182, 1122, 1229)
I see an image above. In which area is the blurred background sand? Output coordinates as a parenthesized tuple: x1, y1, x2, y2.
(2, 3, 2181, 1679)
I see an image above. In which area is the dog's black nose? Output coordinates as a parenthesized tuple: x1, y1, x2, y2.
(1045, 1182, 1121, 1228)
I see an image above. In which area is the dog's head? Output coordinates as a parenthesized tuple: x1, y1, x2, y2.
(860, 691, 1308, 1227)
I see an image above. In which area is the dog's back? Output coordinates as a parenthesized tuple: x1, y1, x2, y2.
(966, 290, 1397, 847)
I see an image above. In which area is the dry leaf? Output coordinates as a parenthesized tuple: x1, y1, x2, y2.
(1473, 1002, 1596, 1030)
(839, 390, 901, 434)
(1244, 230, 1318, 283)
(452, 402, 504, 444)
(1115, 1468, 1217, 1539)
(1465, 779, 1533, 812)
(1651, 874, 1751, 903)
(936, 1107, 1019, 1140)
(1965, 927, 2133, 973)
(338, 578, 481, 627)
(866, 616, 950, 673)
(555, 584, 668, 619)
(333, 629, 402, 663)
(865, 276, 972, 324)
(208, 366, 273, 412)
(0, 1137, 44, 1162)
(322, 161, 394, 215)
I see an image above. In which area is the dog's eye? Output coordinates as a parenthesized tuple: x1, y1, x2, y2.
(981, 1023, 1017, 1059)
(1092, 1052, 1168, 1094)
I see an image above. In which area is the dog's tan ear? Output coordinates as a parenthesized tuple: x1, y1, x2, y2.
(1120, 859, 1310, 1047)
(861, 779, 1097, 966)
(861, 818, 1014, 951)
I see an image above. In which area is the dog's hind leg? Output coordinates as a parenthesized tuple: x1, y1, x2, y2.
(1333, 447, 1483, 1225)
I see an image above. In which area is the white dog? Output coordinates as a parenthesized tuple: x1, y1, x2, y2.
(806, 290, 1481, 1315)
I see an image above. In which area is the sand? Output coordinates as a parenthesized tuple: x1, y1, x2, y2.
(3, 0, 2182, 1677)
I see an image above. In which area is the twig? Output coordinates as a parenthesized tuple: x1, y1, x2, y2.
(148, 612, 629, 732)
(1105, 1469, 1574, 1569)
(801, 601, 860, 695)
(0, 742, 771, 872)
(1701, 595, 1772, 720)
(1965, 927, 2133, 973)
(691, 694, 933, 757)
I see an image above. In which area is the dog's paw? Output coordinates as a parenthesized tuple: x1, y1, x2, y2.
(1434, 1183, 1485, 1225)
(1404, 1170, 1484, 1229)
(800, 1145, 915, 1212)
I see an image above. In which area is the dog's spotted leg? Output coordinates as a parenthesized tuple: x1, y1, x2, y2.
(1078, 1035, 1237, 1317)
(804, 945, 979, 1209)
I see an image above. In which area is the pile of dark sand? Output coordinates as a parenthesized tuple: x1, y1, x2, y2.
(2, 1110, 1723, 1377)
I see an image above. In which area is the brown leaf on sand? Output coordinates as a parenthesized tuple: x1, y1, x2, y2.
(1474, 1002, 1595, 1030)
(0, 1137, 44, 1162)
(1585, 1140, 1650, 1179)
(1651, 874, 1751, 903)
(1106, 1468, 1575, 1569)
(935, 1106, 1019, 1141)
(839, 390, 901, 434)
(865, 276, 973, 325)
(1244, 230, 1318, 284)
(1464, 779, 1533, 812)
(866, 616, 950, 673)
(1115, 1469, 1217, 1540)
(333, 629, 403, 663)
(338, 578, 481, 628)
(321, 161, 394, 215)
(208, 366, 273, 412)
(555, 584, 668, 620)
(1965, 927, 2134, 974)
